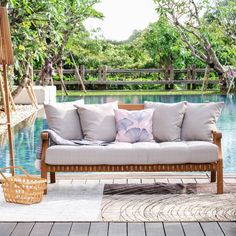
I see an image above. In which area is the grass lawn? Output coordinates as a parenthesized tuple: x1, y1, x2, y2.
(57, 90, 221, 96)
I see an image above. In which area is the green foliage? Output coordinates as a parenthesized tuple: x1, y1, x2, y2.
(203, 0, 236, 65)
(143, 17, 183, 67)
(2, 0, 235, 87)
(56, 90, 220, 96)
(6, 0, 102, 77)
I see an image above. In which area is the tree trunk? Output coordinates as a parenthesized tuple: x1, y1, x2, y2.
(202, 65, 210, 91)
(36, 59, 54, 86)
(11, 75, 31, 99)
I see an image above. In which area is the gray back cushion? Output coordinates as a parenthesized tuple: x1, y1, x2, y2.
(144, 101, 187, 142)
(44, 100, 84, 140)
(181, 102, 224, 141)
(75, 101, 118, 142)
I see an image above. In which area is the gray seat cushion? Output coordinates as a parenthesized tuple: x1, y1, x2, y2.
(45, 141, 218, 165)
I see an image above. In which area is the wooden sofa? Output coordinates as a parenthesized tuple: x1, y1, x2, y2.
(40, 104, 223, 194)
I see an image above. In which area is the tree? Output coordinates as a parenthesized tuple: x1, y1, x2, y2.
(210, 0, 236, 43)
(3, 0, 102, 84)
(154, 0, 235, 92)
(143, 16, 184, 68)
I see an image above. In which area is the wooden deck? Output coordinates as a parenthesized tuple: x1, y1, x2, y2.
(54, 172, 236, 186)
(1, 222, 236, 236)
(1, 174, 236, 235)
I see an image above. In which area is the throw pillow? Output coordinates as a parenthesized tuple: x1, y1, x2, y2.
(144, 101, 187, 142)
(114, 109, 154, 143)
(44, 99, 84, 140)
(181, 102, 224, 141)
(75, 101, 118, 142)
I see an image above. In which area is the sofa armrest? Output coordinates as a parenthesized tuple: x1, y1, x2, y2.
(41, 131, 49, 141)
(212, 130, 222, 141)
(212, 130, 222, 161)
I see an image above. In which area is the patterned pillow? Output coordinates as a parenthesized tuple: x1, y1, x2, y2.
(114, 109, 154, 143)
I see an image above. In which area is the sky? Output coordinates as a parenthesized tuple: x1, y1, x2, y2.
(84, 0, 158, 41)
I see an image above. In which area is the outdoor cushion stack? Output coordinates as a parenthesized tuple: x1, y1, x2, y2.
(44, 100, 223, 166)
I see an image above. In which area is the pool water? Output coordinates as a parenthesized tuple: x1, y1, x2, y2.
(0, 94, 236, 175)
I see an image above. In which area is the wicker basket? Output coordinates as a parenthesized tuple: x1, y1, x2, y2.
(0, 166, 47, 205)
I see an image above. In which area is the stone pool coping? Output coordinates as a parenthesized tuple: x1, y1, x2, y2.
(0, 104, 42, 135)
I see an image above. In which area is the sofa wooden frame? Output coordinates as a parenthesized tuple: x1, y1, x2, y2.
(40, 104, 223, 194)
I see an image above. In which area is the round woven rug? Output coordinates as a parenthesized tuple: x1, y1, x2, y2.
(100, 183, 236, 221)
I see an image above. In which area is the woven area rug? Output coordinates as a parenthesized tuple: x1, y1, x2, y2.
(100, 183, 236, 222)
(0, 182, 236, 221)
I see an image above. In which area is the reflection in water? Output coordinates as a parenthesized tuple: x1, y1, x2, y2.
(1, 95, 236, 174)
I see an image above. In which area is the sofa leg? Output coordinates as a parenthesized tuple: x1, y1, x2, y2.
(211, 170, 216, 182)
(217, 160, 223, 194)
(50, 172, 56, 183)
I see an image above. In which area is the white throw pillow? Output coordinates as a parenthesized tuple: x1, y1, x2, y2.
(181, 102, 224, 141)
(144, 101, 187, 142)
(75, 101, 118, 142)
(44, 99, 84, 140)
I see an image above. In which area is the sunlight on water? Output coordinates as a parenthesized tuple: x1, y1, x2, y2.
(0, 94, 235, 174)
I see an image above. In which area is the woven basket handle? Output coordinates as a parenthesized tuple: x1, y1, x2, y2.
(0, 166, 31, 180)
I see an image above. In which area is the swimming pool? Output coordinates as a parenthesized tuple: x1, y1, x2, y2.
(0, 94, 235, 174)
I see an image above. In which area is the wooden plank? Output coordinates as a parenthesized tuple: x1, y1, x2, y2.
(141, 179, 155, 184)
(70, 223, 90, 236)
(50, 223, 72, 236)
(195, 178, 209, 183)
(35, 67, 216, 75)
(155, 178, 169, 183)
(145, 223, 165, 236)
(182, 178, 196, 184)
(218, 222, 236, 236)
(168, 178, 183, 184)
(30, 223, 53, 236)
(11, 222, 34, 236)
(182, 222, 204, 236)
(128, 223, 145, 236)
(118, 104, 144, 110)
(224, 178, 236, 184)
(54, 80, 219, 86)
(109, 222, 127, 236)
(107, 68, 163, 73)
(100, 179, 114, 184)
(0, 222, 17, 236)
(127, 179, 141, 184)
(89, 223, 108, 236)
(164, 223, 184, 236)
(113, 179, 127, 184)
(200, 222, 224, 236)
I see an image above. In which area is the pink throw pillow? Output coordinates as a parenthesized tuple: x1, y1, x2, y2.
(114, 109, 154, 143)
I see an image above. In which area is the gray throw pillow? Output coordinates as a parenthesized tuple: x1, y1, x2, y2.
(181, 102, 224, 141)
(144, 101, 187, 142)
(75, 101, 118, 142)
(44, 99, 84, 140)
